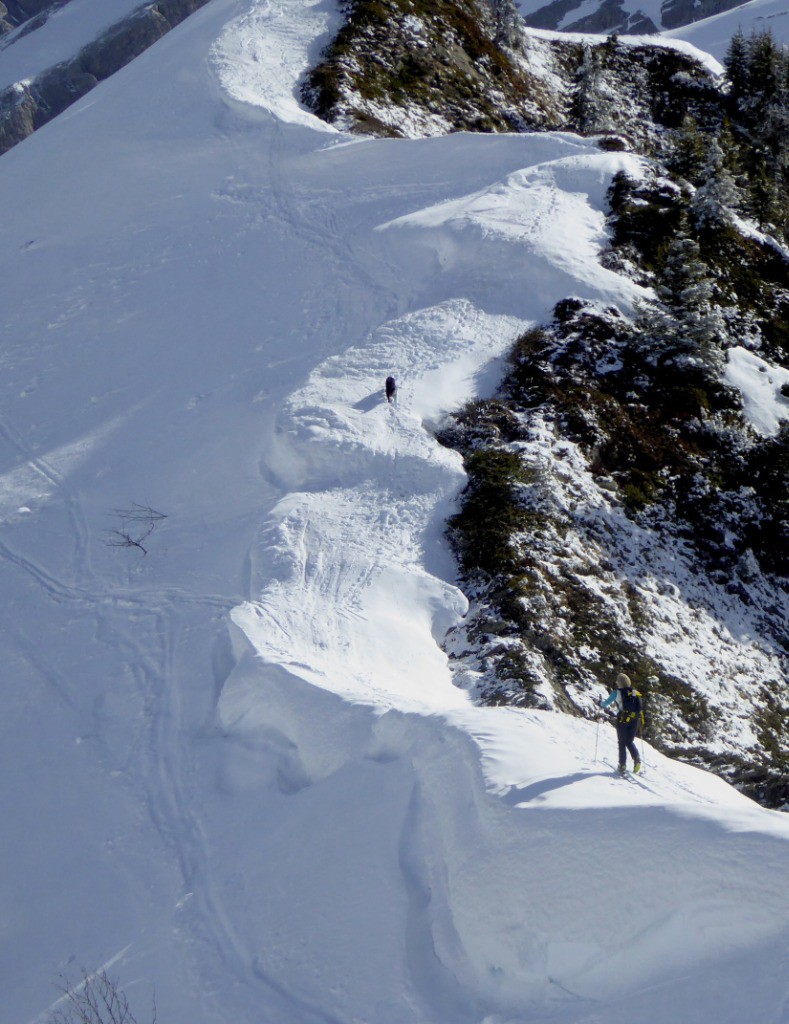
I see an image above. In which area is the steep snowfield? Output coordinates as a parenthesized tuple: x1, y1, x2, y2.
(664, 0, 789, 58)
(0, 0, 147, 90)
(1, 2, 788, 1023)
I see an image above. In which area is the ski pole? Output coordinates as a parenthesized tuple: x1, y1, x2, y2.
(594, 718, 600, 764)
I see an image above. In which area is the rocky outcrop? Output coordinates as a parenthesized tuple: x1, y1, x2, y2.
(303, 0, 723, 146)
(522, 0, 658, 33)
(302, 0, 569, 137)
(0, 0, 212, 153)
(660, 0, 750, 29)
(0, 82, 35, 148)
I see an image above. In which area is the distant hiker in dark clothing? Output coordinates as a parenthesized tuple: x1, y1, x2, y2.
(385, 376, 397, 404)
(600, 672, 644, 773)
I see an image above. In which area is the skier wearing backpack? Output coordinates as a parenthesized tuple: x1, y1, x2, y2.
(600, 672, 644, 774)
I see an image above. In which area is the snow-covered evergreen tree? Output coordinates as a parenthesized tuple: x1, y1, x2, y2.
(723, 28, 789, 238)
(690, 135, 741, 228)
(639, 231, 725, 371)
(574, 44, 612, 134)
(669, 114, 708, 185)
(490, 0, 523, 47)
(747, 156, 785, 232)
(745, 30, 782, 121)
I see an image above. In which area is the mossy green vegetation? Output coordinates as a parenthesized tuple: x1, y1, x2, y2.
(448, 448, 543, 575)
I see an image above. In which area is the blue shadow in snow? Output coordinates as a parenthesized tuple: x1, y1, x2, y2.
(502, 770, 612, 804)
(353, 390, 387, 412)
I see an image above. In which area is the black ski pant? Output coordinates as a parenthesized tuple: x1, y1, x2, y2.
(616, 720, 639, 768)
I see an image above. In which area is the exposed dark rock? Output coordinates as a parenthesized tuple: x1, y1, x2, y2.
(520, 0, 751, 34)
(563, 0, 657, 33)
(660, 0, 751, 30)
(0, 82, 35, 149)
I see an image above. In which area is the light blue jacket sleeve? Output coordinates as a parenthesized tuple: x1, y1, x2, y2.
(600, 690, 618, 709)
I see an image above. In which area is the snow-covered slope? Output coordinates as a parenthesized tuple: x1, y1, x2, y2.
(511, 0, 789, 40)
(664, 0, 789, 58)
(0, 0, 143, 90)
(515, 0, 789, 52)
(2, 2, 789, 1023)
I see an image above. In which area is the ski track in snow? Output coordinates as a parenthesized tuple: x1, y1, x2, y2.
(1, 1, 789, 1022)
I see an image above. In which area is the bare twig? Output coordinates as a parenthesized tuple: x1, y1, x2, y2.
(105, 504, 167, 555)
(110, 504, 167, 524)
(106, 523, 156, 555)
(47, 967, 152, 1024)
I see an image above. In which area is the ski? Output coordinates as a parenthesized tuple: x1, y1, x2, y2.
(603, 760, 647, 780)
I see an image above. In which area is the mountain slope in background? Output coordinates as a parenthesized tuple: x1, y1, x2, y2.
(0, 0, 214, 152)
(513, 0, 789, 42)
(1, 1, 789, 1023)
(665, 0, 789, 55)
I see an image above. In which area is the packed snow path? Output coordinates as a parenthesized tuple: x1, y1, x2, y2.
(1, 2, 788, 1023)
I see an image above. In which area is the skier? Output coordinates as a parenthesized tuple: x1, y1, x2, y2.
(385, 375, 397, 404)
(600, 672, 644, 774)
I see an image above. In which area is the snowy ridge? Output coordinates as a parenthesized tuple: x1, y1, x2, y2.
(524, 25, 726, 73)
(1, 0, 788, 1021)
(376, 150, 650, 315)
(213, 6, 789, 1019)
(224, 300, 515, 714)
(213, 660, 789, 1023)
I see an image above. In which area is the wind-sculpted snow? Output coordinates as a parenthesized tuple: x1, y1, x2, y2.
(211, 0, 342, 131)
(223, 300, 520, 715)
(377, 150, 649, 316)
(1, 1, 789, 1023)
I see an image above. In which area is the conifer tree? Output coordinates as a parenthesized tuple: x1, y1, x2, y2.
(746, 156, 783, 231)
(724, 28, 749, 106)
(669, 115, 707, 185)
(745, 29, 782, 122)
(722, 28, 789, 239)
(640, 231, 725, 371)
(491, 0, 522, 48)
(574, 44, 610, 134)
(691, 135, 741, 228)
